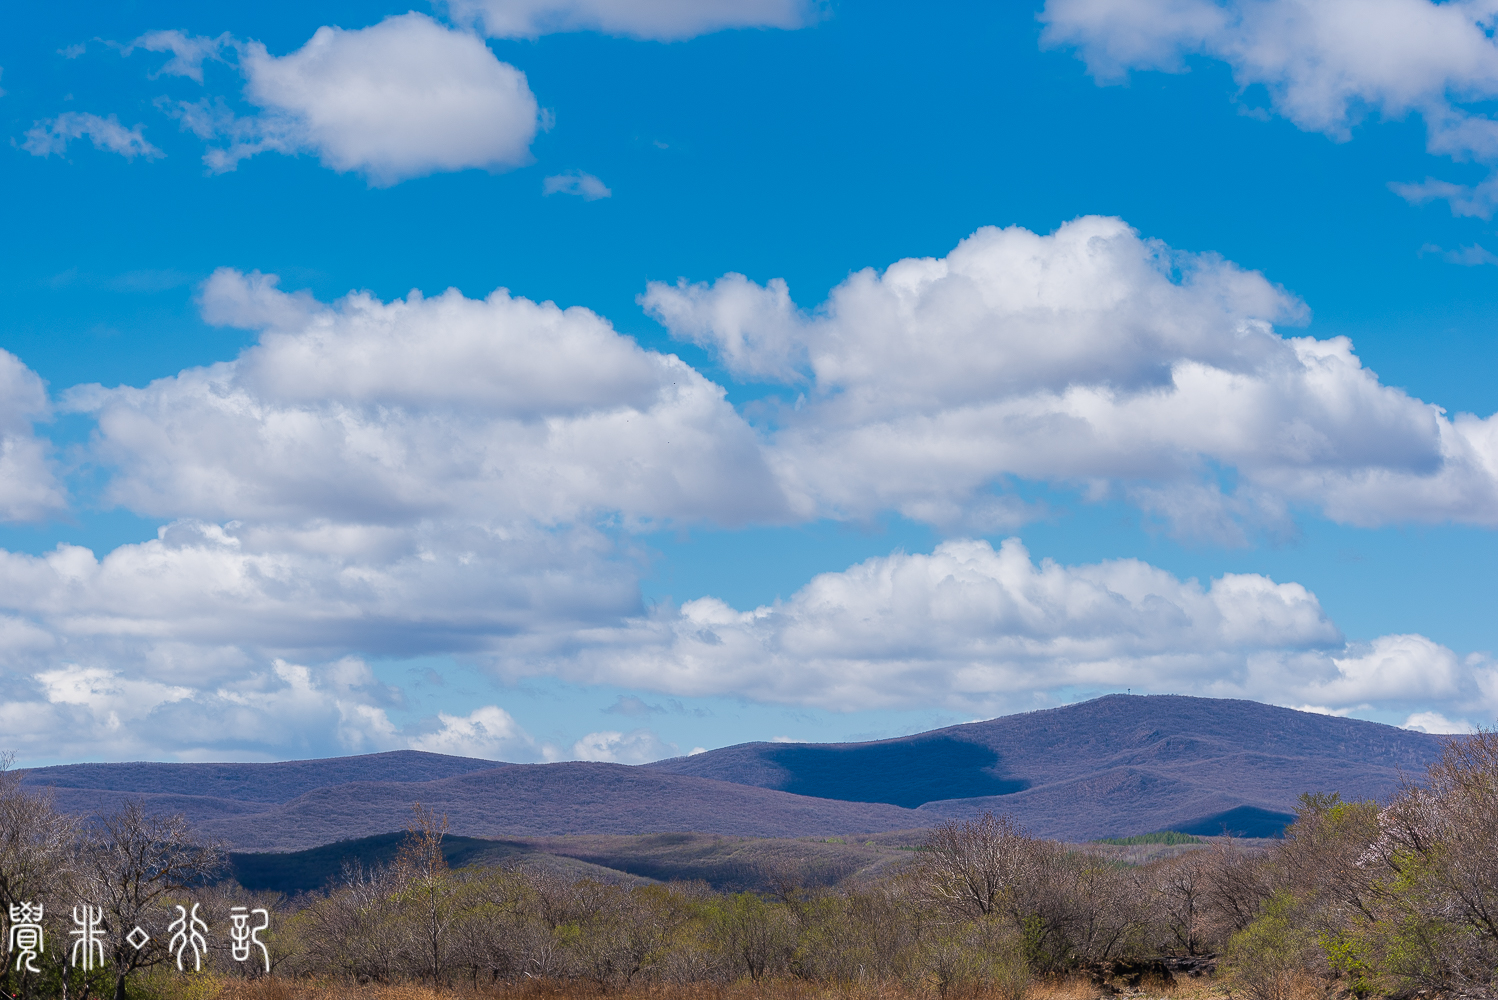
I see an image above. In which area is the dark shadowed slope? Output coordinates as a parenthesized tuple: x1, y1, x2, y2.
(766, 737, 1026, 807)
(647, 695, 1451, 840)
(227, 833, 650, 894)
(229, 831, 908, 895)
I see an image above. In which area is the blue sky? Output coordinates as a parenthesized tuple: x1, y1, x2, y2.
(2, 0, 1498, 765)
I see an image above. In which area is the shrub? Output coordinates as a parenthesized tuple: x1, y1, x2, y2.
(1223, 892, 1323, 1000)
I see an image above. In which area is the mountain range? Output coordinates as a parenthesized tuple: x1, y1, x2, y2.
(18, 695, 1451, 851)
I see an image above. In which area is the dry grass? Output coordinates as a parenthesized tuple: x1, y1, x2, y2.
(1220, 969, 1330, 1000)
(183, 975, 1230, 1000)
(204, 983, 931, 1000)
(1027, 972, 1229, 1000)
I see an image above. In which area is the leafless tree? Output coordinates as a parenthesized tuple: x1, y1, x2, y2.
(78, 802, 225, 1000)
(710, 891, 794, 982)
(0, 755, 80, 914)
(917, 812, 1038, 918)
(447, 867, 531, 986)
(296, 859, 404, 982)
(1362, 731, 1498, 994)
(1190, 840, 1270, 945)
(0, 755, 86, 1000)
(393, 803, 455, 985)
(1144, 849, 1213, 955)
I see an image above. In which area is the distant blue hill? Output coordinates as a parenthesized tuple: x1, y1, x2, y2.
(21, 695, 1452, 849)
(22, 749, 500, 802)
(646, 694, 1450, 838)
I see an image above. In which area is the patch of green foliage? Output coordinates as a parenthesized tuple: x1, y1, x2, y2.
(1093, 830, 1204, 846)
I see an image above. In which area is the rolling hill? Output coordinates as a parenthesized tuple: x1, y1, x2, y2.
(646, 694, 1448, 838)
(227, 830, 914, 895)
(19, 695, 1452, 850)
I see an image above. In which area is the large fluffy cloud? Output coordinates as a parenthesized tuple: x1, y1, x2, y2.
(167, 14, 539, 184)
(0, 271, 787, 761)
(644, 216, 1498, 539)
(444, 0, 818, 41)
(70, 269, 786, 527)
(0, 351, 66, 523)
(4, 526, 1483, 758)
(2, 655, 397, 763)
(0, 516, 636, 760)
(0, 520, 639, 657)
(0, 648, 549, 763)
(1038, 0, 1498, 216)
(5, 218, 1496, 761)
(502, 537, 1497, 723)
(129, 2, 816, 182)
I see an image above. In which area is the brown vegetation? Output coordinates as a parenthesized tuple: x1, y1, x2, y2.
(181, 975, 1217, 1000)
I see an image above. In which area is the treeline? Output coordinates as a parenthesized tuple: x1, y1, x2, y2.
(4, 733, 1498, 1000)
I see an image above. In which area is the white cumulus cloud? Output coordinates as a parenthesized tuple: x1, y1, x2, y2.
(444, 0, 820, 41)
(0, 654, 418, 763)
(1403, 710, 1476, 735)
(644, 216, 1498, 539)
(0, 520, 642, 660)
(6, 216, 1496, 760)
(195, 267, 327, 331)
(1039, 0, 1498, 216)
(503, 537, 1339, 710)
(175, 14, 539, 185)
(499, 536, 1498, 723)
(0, 266, 793, 761)
(571, 728, 678, 763)
(68, 271, 786, 527)
(0, 350, 67, 523)
(409, 705, 539, 759)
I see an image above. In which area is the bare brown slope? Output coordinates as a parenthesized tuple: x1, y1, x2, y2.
(209, 762, 926, 851)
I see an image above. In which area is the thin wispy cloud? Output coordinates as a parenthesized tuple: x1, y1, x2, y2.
(1042, 0, 1498, 217)
(21, 112, 164, 160)
(543, 170, 612, 200)
(444, 0, 821, 41)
